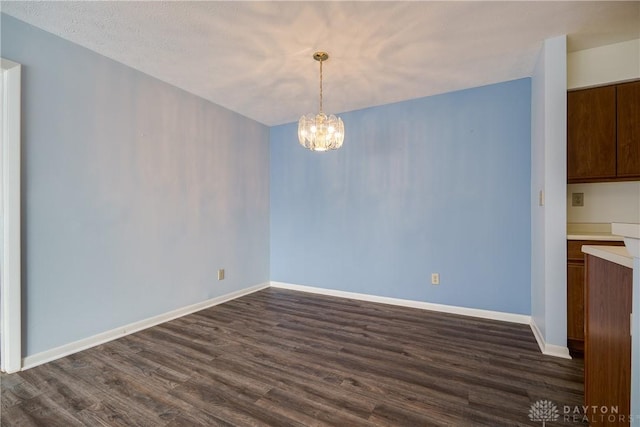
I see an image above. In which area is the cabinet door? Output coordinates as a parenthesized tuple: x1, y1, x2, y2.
(567, 262, 584, 349)
(567, 86, 616, 182)
(617, 81, 640, 177)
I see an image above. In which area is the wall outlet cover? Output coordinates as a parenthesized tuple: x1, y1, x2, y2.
(571, 192, 584, 207)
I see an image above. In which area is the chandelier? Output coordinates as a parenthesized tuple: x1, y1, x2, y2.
(298, 52, 344, 152)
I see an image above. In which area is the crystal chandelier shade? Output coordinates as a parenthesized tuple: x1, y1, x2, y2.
(298, 52, 344, 152)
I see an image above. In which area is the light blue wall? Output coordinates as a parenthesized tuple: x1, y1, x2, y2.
(271, 79, 532, 315)
(1, 14, 270, 357)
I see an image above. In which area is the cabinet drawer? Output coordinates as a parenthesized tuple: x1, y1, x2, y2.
(567, 241, 585, 261)
(567, 240, 624, 262)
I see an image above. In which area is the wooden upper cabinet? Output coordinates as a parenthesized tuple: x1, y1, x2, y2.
(616, 81, 640, 177)
(567, 86, 617, 182)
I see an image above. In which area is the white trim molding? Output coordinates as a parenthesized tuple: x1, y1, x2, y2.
(530, 319, 571, 359)
(20, 281, 571, 370)
(270, 281, 532, 325)
(272, 282, 577, 359)
(1, 58, 22, 374)
(22, 282, 270, 370)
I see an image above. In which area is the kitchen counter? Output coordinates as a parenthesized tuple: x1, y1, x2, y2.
(611, 223, 640, 421)
(567, 232, 624, 241)
(582, 245, 633, 269)
(567, 222, 624, 241)
(612, 222, 640, 258)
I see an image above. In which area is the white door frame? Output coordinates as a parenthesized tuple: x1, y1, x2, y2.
(1, 58, 22, 373)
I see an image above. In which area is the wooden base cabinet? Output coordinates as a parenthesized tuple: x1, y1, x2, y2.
(567, 261, 585, 354)
(566, 240, 624, 356)
(584, 254, 632, 426)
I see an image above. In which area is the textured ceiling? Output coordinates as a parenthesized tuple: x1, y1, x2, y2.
(2, 1, 639, 126)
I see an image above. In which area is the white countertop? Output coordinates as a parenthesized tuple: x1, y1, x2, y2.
(612, 223, 640, 239)
(582, 245, 633, 269)
(567, 232, 624, 241)
(567, 223, 624, 241)
(612, 222, 640, 258)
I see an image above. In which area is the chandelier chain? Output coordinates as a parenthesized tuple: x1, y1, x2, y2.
(319, 59, 323, 113)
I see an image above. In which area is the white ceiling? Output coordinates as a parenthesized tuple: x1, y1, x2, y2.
(2, 1, 639, 126)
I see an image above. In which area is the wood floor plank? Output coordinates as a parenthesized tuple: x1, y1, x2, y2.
(256, 386, 375, 427)
(61, 357, 181, 424)
(369, 402, 453, 427)
(0, 378, 42, 411)
(1, 288, 585, 426)
(168, 375, 300, 427)
(163, 410, 236, 427)
(213, 352, 377, 419)
(23, 363, 101, 413)
(0, 394, 83, 427)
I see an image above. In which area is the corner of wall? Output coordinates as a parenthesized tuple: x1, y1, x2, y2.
(530, 34, 568, 352)
(530, 318, 571, 359)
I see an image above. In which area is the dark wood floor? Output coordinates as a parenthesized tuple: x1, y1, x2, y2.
(1, 288, 584, 426)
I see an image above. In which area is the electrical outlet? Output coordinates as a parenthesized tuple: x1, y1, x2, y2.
(218, 269, 225, 280)
(572, 192, 584, 207)
(431, 273, 440, 285)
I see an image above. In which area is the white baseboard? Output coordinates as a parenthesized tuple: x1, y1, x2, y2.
(272, 282, 576, 359)
(270, 281, 531, 325)
(21, 282, 270, 370)
(530, 319, 571, 359)
(22, 281, 569, 369)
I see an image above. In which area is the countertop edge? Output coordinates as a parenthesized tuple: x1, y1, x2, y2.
(582, 245, 633, 269)
(567, 234, 625, 241)
(612, 223, 640, 239)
